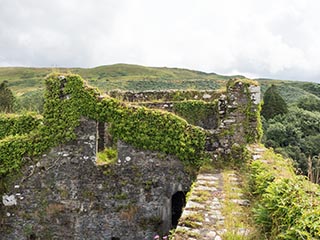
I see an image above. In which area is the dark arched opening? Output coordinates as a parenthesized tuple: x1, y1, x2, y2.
(28, 233, 36, 240)
(171, 191, 186, 228)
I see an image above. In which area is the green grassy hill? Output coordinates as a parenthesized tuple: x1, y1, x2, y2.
(257, 78, 320, 105)
(0, 64, 238, 95)
(1, 63, 319, 110)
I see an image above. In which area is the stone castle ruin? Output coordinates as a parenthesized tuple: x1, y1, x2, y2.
(0, 75, 260, 239)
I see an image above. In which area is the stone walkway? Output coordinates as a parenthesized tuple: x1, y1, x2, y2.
(173, 170, 251, 240)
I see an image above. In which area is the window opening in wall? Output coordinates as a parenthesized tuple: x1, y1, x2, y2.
(171, 191, 186, 228)
(97, 122, 106, 152)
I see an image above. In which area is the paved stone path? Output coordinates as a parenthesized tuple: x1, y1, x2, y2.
(173, 170, 251, 240)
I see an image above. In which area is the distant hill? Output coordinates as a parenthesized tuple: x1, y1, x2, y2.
(0, 63, 319, 108)
(0, 64, 238, 95)
(257, 78, 320, 105)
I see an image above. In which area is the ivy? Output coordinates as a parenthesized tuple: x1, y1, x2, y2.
(172, 100, 218, 127)
(0, 74, 207, 182)
(96, 98, 206, 164)
(0, 114, 42, 139)
(0, 74, 261, 193)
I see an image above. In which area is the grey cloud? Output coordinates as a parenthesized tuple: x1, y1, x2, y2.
(0, 0, 320, 83)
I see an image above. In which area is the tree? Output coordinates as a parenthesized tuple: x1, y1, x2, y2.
(297, 96, 320, 112)
(17, 90, 44, 113)
(261, 85, 288, 120)
(0, 81, 15, 113)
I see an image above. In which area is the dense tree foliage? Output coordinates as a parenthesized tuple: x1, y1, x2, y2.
(297, 96, 320, 112)
(261, 85, 288, 120)
(299, 82, 320, 98)
(262, 106, 320, 182)
(0, 81, 15, 113)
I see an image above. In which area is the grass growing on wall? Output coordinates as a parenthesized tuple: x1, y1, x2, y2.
(96, 147, 118, 166)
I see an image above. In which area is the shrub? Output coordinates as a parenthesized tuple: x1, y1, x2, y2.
(249, 149, 320, 239)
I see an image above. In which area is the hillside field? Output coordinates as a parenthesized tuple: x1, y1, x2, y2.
(1, 63, 319, 109)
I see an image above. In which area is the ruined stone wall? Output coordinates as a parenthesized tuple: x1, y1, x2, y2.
(108, 90, 221, 102)
(0, 77, 261, 239)
(1, 118, 192, 240)
(136, 102, 219, 130)
(206, 81, 261, 158)
(108, 89, 222, 130)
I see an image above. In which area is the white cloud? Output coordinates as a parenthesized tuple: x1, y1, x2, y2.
(0, 0, 320, 82)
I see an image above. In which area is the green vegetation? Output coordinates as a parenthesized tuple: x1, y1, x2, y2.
(220, 170, 260, 240)
(260, 80, 320, 183)
(1, 63, 319, 114)
(16, 89, 45, 113)
(96, 147, 118, 166)
(0, 113, 41, 139)
(245, 97, 263, 144)
(0, 64, 236, 113)
(249, 148, 320, 239)
(179, 212, 204, 228)
(100, 102, 206, 166)
(172, 100, 218, 126)
(0, 74, 208, 185)
(261, 85, 288, 120)
(262, 106, 320, 182)
(295, 82, 320, 98)
(0, 81, 15, 113)
(1, 64, 320, 238)
(297, 95, 320, 112)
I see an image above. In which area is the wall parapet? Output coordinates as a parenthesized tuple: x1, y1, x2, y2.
(205, 79, 262, 159)
(108, 89, 223, 102)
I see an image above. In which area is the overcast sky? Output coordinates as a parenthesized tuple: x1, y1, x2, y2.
(1, 0, 320, 83)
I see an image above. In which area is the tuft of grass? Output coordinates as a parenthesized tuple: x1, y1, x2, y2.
(192, 190, 211, 203)
(174, 227, 200, 239)
(96, 147, 118, 166)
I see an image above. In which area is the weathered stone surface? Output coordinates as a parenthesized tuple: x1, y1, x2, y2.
(249, 85, 261, 104)
(202, 94, 212, 99)
(1, 118, 192, 240)
(232, 199, 250, 206)
(138, 101, 219, 130)
(205, 80, 261, 157)
(185, 201, 206, 210)
(108, 90, 220, 103)
(2, 195, 17, 206)
(1, 79, 261, 239)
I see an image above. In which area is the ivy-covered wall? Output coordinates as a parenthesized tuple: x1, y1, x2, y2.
(0, 74, 261, 184)
(1, 117, 193, 239)
(133, 100, 219, 130)
(108, 89, 222, 102)
(58, 74, 207, 164)
(0, 74, 262, 239)
(0, 114, 41, 139)
(0, 74, 208, 185)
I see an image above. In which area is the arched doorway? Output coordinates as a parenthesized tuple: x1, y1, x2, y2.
(171, 191, 186, 228)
